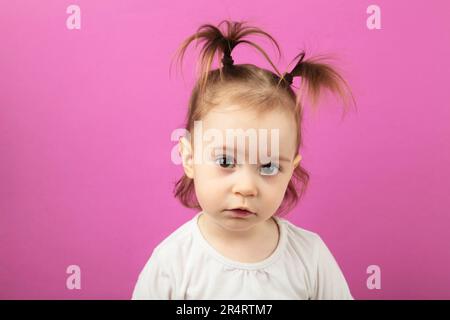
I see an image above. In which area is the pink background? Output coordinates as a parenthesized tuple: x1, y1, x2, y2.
(1, 0, 449, 299)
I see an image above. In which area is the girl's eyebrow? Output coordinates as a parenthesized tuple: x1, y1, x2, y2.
(211, 146, 292, 162)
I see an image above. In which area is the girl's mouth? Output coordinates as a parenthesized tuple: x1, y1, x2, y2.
(227, 209, 255, 217)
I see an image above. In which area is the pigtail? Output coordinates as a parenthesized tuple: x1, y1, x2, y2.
(281, 52, 357, 120)
(170, 20, 283, 97)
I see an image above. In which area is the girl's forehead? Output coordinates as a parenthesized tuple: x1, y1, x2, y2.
(195, 105, 298, 159)
(202, 104, 296, 132)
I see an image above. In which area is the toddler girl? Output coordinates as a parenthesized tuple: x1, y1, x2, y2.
(132, 20, 356, 300)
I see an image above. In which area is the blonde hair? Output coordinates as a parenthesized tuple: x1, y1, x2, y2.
(170, 20, 356, 217)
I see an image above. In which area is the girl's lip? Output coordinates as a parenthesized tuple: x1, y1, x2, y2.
(227, 209, 255, 217)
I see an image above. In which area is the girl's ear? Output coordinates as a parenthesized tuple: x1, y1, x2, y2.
(179, 137, 194, 178)
(293, 153, 302, 169)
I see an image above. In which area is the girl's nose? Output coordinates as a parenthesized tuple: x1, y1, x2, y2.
(231, 167, 258, 197)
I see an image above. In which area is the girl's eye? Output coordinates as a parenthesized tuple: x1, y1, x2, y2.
(214, 156, 281, 175)
(215, 155, 236, 168)
(260, 162, 280, 176)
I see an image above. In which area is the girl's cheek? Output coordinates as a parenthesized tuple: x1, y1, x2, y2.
(262, 176, 290, 196)
(195, 164, 225, 180)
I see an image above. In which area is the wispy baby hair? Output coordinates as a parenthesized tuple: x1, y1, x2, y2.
(170, 20, 356, 217)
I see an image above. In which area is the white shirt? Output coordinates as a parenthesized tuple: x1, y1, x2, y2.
(132, 211, 353, 300)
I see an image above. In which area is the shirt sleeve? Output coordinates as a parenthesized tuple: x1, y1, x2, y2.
(312, 235, 354, 300)
(131, 249, 174, 300)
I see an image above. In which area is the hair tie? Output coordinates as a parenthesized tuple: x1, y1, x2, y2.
(283, 51, 306, 85)
(222, 53, 234, 67)
(283, 72, 294, 85)
(221, 38, 235, 67)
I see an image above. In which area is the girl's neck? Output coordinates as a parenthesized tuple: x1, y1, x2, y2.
(198, 212, 280, 263)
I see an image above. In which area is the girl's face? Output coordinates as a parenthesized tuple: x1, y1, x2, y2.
(179, 103, 302, 232)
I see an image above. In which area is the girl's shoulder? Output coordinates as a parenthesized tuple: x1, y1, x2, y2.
(276, 217, 325, 257)
(151, 214, 198, 259)
(278, 217, 321, 241)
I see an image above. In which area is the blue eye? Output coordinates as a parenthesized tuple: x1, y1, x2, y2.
(215, 155, 235, 168)
(260, 162, 280, 176)
(214, 156, 281, 175)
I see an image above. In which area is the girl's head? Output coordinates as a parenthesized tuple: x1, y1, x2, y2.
(172, 20, 355, 229)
